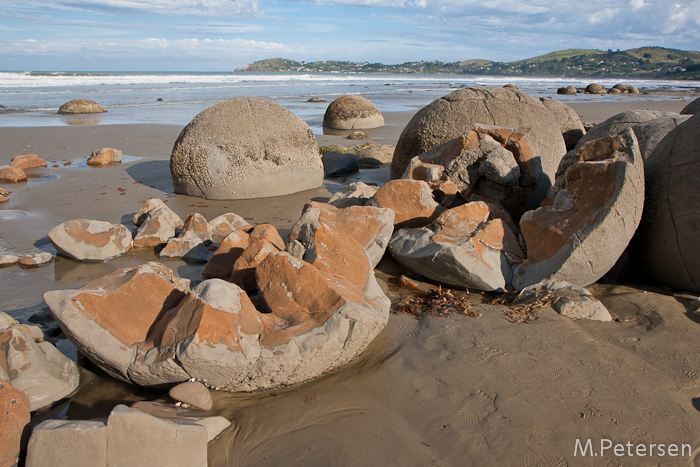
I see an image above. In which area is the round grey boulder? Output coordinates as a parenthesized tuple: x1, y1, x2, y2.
(170, 97, 323, 199)
(640, 112, 700, 292)
(391, 86, 567, 203)
(681, 96, 700, 115)
(58, 99, 107, 114)
(585, 83, 606, 94)
(323, 95, 384, 130)
(575, 110, 681, 151)
(539, 97, 586, 151)
(557, 86, 577, 95)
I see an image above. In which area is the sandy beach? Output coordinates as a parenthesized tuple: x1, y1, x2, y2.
(2, 93, 700, 466)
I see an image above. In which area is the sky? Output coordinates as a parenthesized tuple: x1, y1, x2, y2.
(0, 0, 699, 71)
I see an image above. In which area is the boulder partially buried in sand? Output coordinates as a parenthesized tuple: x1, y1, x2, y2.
(170, 97, 323, 200)
(391, 86, 567, 204)
(57, 99, 107, 114)
(323, 95, 384, 130)
(640, 112, 700, 293)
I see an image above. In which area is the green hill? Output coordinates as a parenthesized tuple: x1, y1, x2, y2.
(236, 47, 700, 79)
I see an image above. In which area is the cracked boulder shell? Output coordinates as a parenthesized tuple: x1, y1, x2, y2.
(170, 96, 323, 200)
(43, 251, 389, 391)
(391, 86, 567, 204)
(512, 127, 645, 289)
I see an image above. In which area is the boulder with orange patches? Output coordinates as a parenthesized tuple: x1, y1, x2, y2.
(48, 219, 133, 261)
(389, 201, 524, 292)
(512, 128, 644, 289)
(368, 179, 441, 229)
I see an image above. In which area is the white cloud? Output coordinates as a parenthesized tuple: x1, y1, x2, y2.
(0, 0, 261, 16)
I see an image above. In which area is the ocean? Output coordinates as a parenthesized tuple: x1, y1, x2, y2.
(0, 71, 698, 132)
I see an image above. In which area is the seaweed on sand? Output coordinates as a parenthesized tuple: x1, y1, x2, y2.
(391, 286, 481, 320)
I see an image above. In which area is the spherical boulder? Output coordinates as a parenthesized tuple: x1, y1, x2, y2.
(557, 86, 577, 95)
(323, 95, 384, 130)
(170, 97, 323, 199)
(574, 110, 680, 151)
(585, 83, 606, 94)
(391, 86, 567, 203)
(640, 112, 700, 292)
(681, 96, 700, 115)
(539, 97, 586, 151)
(57, 99, 107, 114)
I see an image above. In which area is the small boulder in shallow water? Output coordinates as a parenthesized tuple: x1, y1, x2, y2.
(57, 98, 106, 114)
(49, 219, 132, 261)
(87, 147, 122, 166)
(0, 166, 27, 183)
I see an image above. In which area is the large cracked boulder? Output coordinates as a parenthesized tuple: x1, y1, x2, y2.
(171, 97, 323, 199)
(389, 201, 524, 292)
(574, 110, 679, 150)
(323, 95, 384, 130)
(401, 125, 543, 217)
(44, 237, 390, 391)
(391, 86, 567, 203)
(639, 112, 700, 292)
(512, 128, 645, 289)
(48, 219, 132, 261)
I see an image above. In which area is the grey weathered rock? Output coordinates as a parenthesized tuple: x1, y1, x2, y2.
(391, 86, 567, 205)
(557, 86, 577, 95)
(575, 110, 679, 150)
(171, 96, 323, 199)
(169, 381, 212, 411)
(159, 231, 210, 262)
(632, 114, 691, 160)
(0, 315, 80, 411)
(25, 402, 229, 467)
(48, 219, 132, 261)
(57, 99, 106, 114)
(322, 151, 359, 177)
(132, 198, 183, 228)
(640, 112, 700, 292)
(389, 201, 524, 292)
(585, 83, 606, 94)
(328, 182, 379, 208)
(26, 420, 108, 467)
(133, 207, 178, 249)
(513, 279, 612, 321)
(512, 128, 644, 289)
(323, 95, 384, 130)
(539, 97, 586, 151)
(209, 212, 250, 237)
(356, 145, 394, 166)
(681, 96, 700, 115)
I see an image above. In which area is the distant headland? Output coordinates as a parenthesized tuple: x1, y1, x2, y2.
(236, 46, 700, 80)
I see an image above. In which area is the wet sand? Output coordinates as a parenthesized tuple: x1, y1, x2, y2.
(2, 93, 700, 466)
